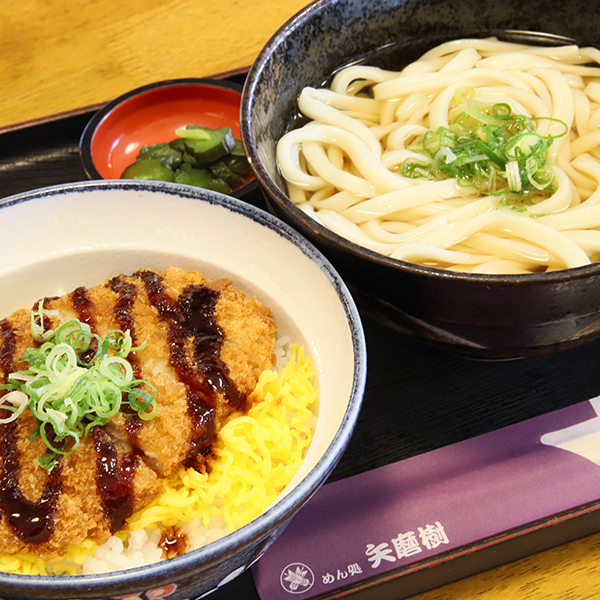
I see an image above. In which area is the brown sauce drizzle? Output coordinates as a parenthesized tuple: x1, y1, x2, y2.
(38, 296, 58, 334)
(107, 276, 139, 346)
(68, 289, 98, 365)
(138, 270, 197, 385)
(71, 286, 95, 327)
(138, 270, 245, 405)
(180, 285, 246, 410)
(107, 276, 143, 440)
(0, 319, 64, 544)
(93, 429, 138, 533)
(0, 319, 16, 380)
(159, 525, 188, 559)
(184, 391, 216, 469)
(0, 420, 63, 544)
(137, 270, 246, 468)
(124, 413, 143, 442)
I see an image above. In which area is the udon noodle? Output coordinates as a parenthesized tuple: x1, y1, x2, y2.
(276, 38, 600, 274)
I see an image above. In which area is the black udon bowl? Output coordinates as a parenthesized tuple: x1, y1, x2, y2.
(241, 0, 600, 359)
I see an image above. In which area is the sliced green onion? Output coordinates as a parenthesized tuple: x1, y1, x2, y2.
(99, 356, 133, 387)
(532, 116, 569, 138)
(493, 103, 512, 120)
(128, 385, 158, 420)
(471, 140, 506, 168)
(31, 303, 58, 343)
(1, 302, 158, 470)
(464, 100, 507, 127)
(505, 161, 522, 192)
(454, 86, 475, 104)
(505, 132, 547, 159)
(399, 100, 567, 210)
(0, 390, 28, 424)
(525, 156, 553, 190)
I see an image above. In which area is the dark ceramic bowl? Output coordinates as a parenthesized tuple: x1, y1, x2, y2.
(80, 78, 257, 199)
(241, 0, 600, 360)
(0, 180, 366, 599)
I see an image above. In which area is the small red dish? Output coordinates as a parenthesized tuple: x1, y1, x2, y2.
(80, 78, 256, 198)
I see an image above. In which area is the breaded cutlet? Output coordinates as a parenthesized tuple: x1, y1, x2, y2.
(0, 267, 277, 561)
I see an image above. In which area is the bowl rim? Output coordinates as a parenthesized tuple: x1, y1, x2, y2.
(79, 78, 257, 198)
(240, 0, 600, 286)
(0, 179, 367, 594)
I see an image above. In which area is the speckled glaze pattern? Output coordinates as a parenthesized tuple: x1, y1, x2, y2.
(241, 0, 600, 359)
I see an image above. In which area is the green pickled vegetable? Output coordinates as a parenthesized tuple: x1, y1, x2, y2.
(121, 157, 175, 182)
(222, 153, 253, 177)
(230, 139, 247, 157)
(174, 163, 231, 194)
(209, 159, 245, 189)
(137, 142, 183, 169)
(168, 138, 187, 153)
(121, 124, 253, 193)
(179, 125, 236, 165)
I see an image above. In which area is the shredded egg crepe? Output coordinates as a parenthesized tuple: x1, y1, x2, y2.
(0, 344, 317, 576)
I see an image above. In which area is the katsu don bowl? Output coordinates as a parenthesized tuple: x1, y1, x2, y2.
(0, 180, 366, 599)
(241, 0, 600, 359)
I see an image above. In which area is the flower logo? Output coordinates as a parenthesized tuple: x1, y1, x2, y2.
(280, 563, 315, 594)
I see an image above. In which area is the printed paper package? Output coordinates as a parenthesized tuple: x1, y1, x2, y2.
(252, 397, 600, 600)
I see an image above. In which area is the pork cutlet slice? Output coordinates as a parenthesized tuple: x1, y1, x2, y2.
(0, 308, 161, 561)
(37, 267, 277, 475)
(101, 267, 277, 476)
(0, 411, 161, 562)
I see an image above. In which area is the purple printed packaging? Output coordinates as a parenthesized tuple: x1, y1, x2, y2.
(253, 397, 600, 599)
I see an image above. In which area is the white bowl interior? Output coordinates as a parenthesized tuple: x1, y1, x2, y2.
(0, 183, 358, 499)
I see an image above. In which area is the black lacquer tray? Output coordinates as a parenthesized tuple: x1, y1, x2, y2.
(3, 72, 600, 600)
